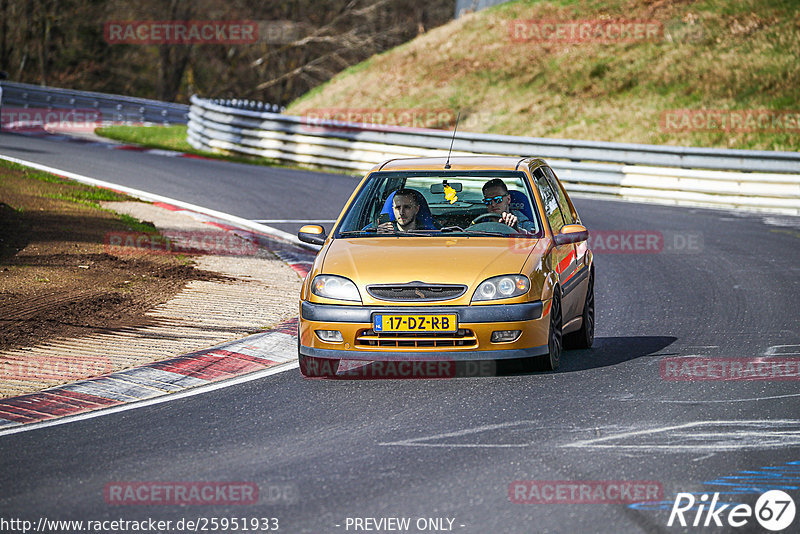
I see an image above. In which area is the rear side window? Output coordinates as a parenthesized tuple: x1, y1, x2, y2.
(544, 167, 575, 226)
(533, 167, 565, 233)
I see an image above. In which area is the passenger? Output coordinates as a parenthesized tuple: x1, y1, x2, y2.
(482, 178, 536, 232)
(378, 188, 421, 233)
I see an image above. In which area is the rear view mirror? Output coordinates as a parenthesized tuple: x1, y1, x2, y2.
(430, 182, 462, 194)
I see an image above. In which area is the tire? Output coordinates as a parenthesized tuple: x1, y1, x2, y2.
(530, 291, 562, 372)
(564, 271, 594, 350)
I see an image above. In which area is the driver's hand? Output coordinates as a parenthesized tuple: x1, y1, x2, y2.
(500, 212, 518, 228)
(377, 222, 394, 233)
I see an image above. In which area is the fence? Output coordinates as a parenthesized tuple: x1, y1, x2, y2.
(188, 96, 800, 215)
(0, 81, 188, 125)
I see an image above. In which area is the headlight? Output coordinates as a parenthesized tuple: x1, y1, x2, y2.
(472, 275, 530, 302)
(311, 275, 361, 302)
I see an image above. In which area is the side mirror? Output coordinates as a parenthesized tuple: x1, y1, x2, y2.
(298, 224, 326, 246)
(553, 224, 588, 246)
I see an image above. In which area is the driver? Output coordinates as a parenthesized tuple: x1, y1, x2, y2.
(378, 188, 421, 233)
(482, 178, 536, 232)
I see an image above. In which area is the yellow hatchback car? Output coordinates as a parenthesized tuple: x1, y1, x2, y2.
(297, 156, 593, 377)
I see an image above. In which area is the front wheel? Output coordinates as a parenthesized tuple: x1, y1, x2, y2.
(529, 292, 562, 372)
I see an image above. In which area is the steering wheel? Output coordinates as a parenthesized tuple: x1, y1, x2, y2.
(471, 212, 503, 225)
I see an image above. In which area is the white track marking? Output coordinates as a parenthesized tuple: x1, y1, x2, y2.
(655, 393, 800, 404)
(766, 344, 800, 356)
(563, 420, 800, 451)
(0, 361, 299, 438)
(252, 219, 336, 223)
(0, 154, 319, 251)
(379, 421, 542, 448)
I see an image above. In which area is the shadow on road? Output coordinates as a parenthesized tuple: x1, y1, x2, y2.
(557, 335, 678, 373)
(496, 335, 677, 375)
(306, 335, 678, 380)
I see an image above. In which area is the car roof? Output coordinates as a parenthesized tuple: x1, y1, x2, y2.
(370, 156, 548, 173)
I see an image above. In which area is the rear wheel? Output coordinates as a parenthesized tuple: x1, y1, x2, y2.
(564, 271, 594, 349)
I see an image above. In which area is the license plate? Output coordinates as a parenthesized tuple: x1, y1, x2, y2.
(373, 314, 457, 333)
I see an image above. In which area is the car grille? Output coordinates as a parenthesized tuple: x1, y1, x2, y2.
(366, 283, 467, 302)
(355, 329, 478, 348)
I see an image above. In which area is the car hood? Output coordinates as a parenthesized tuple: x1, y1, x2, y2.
(321, 236, 540, 304)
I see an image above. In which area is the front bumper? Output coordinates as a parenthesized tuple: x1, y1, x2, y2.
(299, 300, 549, 361)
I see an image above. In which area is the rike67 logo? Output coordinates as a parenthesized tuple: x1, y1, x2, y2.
(668, 490, 796, 531)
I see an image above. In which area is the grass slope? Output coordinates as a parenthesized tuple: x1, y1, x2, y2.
(287, 0, 800, 151)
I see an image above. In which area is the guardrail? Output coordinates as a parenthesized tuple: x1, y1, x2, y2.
(188, 96, 800, 215)
(0, 81, 188, 125)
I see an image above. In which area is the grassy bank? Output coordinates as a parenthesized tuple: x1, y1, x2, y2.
(95, 125, 194, 152)
(286, 0, 800, 151)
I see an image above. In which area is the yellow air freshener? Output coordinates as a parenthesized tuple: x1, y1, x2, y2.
(443, 185, 458, 204)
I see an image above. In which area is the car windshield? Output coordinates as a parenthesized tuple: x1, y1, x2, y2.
(335, 171, 543, 238)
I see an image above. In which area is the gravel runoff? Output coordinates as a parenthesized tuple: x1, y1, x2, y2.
(0, 201, 302, 398)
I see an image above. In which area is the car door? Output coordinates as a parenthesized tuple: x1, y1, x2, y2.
(542, 166, 586, 321)
(532, 166, 580, 321)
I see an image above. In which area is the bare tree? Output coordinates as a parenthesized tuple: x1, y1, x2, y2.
(156, 1, 194, 101)
(1, 0, 453, 105)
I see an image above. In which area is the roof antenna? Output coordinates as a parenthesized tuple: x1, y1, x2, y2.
(444, 111, 461, 170)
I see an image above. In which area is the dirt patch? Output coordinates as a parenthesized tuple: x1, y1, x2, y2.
(0, 162, 219, 351)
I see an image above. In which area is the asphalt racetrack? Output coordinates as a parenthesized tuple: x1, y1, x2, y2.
(1, 131, 799, 533)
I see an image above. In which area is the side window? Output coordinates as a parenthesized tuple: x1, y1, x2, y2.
(532, 168, 565, 233)
(544, 167, 575, 226)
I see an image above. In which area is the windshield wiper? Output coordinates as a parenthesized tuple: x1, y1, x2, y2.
(397, 230, 434, 236)
(463, 230, 512, 237)
(440, 226, 465, 233)
(339, 229, 377, 236)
